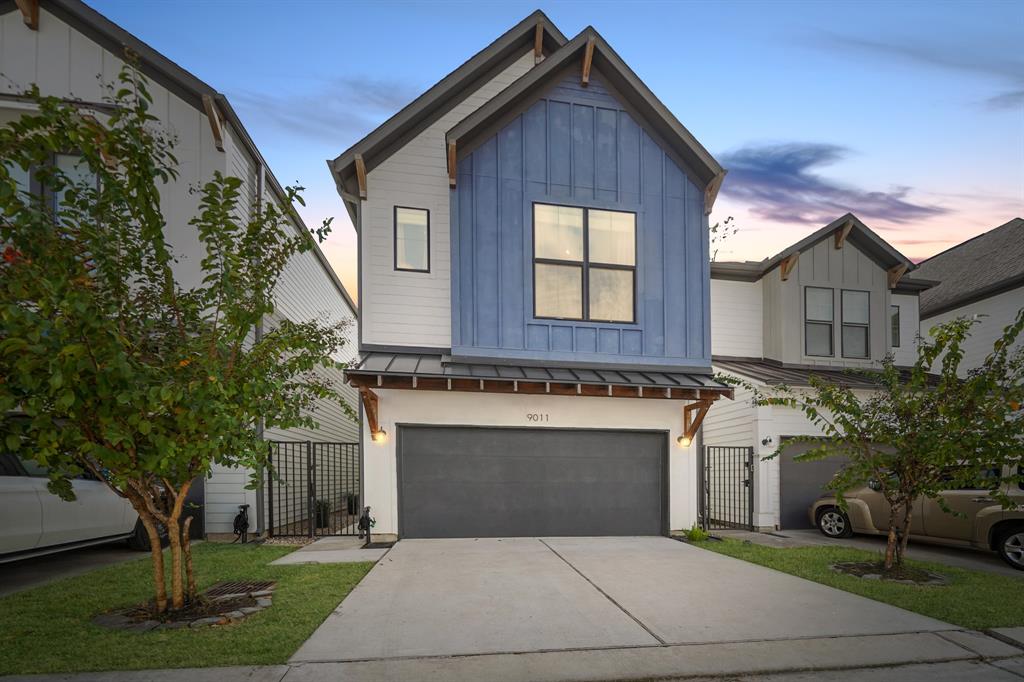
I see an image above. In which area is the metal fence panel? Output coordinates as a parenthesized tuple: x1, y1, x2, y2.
(702, 446, 754, 531)
(267, 441, 360, 537)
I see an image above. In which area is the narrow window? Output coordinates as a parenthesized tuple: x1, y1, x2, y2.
(804, 286, 834, 357)
(533, 203, 635, 323)
(890, 305, 900, 348)
(842, 290, 870, 359)
(53, 153, 98, 214)
(394, 206, 429, 272)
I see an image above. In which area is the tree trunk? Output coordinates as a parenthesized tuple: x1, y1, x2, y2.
(884, 504, 900, 571)
(898, 503, 914, 564)
(166, 514, 184, 610)
(137, 509, 167, 614)
(182, 515, 197, 602)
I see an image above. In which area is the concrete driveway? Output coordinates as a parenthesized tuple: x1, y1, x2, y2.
(292, 536, 953, 663)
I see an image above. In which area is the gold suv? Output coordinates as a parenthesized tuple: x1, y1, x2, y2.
(808, 465, 1024, 570)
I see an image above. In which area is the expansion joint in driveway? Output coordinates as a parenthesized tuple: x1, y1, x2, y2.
(538, 539, 667, 646)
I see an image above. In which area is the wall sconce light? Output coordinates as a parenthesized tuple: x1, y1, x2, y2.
(371, 429, 388, 444)
(761, 436, 773, 447)
(676, 435, 692, 448)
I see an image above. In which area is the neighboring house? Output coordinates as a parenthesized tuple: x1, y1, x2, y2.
(0, 0, 359, 535)
(329, 12, 734, 539)
(915, 218, 1024, 374)
(703, 214, 936, 530)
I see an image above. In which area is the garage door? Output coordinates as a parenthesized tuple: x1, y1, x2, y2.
(779, 441, 847, 529)
(397, 426, 667, 538)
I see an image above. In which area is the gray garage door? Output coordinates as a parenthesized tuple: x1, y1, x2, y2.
(397, 426, 667, 538)
(779, 440, 848, 529)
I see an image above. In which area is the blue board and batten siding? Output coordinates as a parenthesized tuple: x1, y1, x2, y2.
(451, 70, 711, 370)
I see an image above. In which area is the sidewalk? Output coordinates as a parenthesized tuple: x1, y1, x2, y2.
(5, 632, 1023, 682)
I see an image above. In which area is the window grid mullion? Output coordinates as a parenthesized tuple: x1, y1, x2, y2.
(582, 208, 590, 320)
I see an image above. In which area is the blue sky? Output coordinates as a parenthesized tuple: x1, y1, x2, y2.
(89, 0, 1024, 296)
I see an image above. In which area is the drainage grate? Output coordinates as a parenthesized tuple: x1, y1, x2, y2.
(205, 580, 276, 598)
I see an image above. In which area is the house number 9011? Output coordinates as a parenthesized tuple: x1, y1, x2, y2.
(526, 413, 549, 422)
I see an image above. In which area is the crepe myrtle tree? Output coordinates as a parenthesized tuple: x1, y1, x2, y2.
(0, 64, 352, 613)
(731, 311, 1024, 572)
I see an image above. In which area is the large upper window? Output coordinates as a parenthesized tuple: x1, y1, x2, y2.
(533, 203, 635, 323)
(394, 206, 429, 272)
(842, 290, 870, 358)
(804, 286, 834, 357)
(890, 305, 901, 348)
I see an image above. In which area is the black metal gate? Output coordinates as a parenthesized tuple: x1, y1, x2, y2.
(266, 441, 360, 537)
(702, 446, 754, 531)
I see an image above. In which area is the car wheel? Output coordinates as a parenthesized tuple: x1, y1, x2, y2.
(126, 519, 168, 551)
(817, 508, 853, 538)
(996, 526, 1024, 571)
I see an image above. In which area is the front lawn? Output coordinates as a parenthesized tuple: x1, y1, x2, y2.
(695, 538, 1022, 630)
(0, 543, 373, 676)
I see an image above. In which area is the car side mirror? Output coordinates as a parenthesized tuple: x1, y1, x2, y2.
(867, 479, 882, 492)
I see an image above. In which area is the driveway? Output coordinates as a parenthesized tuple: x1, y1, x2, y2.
(292, 536, 952, 662)
(0, 543, 141, 597)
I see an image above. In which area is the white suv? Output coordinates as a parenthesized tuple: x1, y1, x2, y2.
(0, 452, 147, 561)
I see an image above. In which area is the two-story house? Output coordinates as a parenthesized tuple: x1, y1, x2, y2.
(915, 218, 1024, 374)
(702, 214, 936, 530)
(331, 12, 733, 539)
(0, 0, 359, 537)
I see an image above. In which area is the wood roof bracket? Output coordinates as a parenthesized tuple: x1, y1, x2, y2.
(359, 387, 383, 440)
(581, 37, 595, 86)
(533, 22, 544, 65)
(682, 398, 716, 444)
(780, 252, 799, 281)
(834, 219, 854, 249)
(703, 171, 727, 216)
(354, 153, 368, 199)
(15, 0, 38, 30)
(888, 263, 909, 289)
(201, 94, 224, 152)
(447, 141, 457, 189)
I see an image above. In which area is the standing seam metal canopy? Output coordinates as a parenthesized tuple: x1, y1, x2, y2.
(347, 352, 733, 393)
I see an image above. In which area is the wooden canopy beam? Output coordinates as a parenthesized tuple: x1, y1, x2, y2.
(834, 219, 854, 249)
(888, 263, 908, 289)
(354, 153, 367, 199)
(581, 37, 595, 86)
(533, 22, 544, 65)
(201, 94, 224, 152)
(15, 0, 38, 30)
(704, 171, 727, 216)
(447, 141, 457, 189)
(780, 252, 799, 281)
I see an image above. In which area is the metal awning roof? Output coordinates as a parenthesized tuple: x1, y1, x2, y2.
(346, 352, 733, 399)
(713, 357, 937, 389)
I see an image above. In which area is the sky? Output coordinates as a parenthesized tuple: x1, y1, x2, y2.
(89, 0, 1024, 299)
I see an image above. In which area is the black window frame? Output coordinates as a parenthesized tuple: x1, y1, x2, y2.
(393, 205, 431, 273)
(531, 202, 637, 324)
(890, 304, 900, 348)
(804, 286, 834, 357)
(841, 289, 871, 359)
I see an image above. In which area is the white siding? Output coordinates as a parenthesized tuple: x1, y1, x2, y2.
(710, 279, 763, 358)
(0, 8, 358, 534)
(701, 380, 757, 447)
(889, 293, 920, 366)
(359, 49, 537, 348)
(922, 285, 1024, 376)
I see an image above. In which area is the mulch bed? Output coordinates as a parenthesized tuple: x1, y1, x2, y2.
(93, 581, 277, 632)
(831, 561, 949, 586)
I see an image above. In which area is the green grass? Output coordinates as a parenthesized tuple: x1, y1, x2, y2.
(695, 538, 1022, 630)
(0, 543, 373, 675)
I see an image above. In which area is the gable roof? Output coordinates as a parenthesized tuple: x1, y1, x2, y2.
(446, 26, 723, 188)
(710, 213, 924, 288)
(915, 217, 1024, 318)
(327, 10, 567, 207)
(0, 0, 357, 315)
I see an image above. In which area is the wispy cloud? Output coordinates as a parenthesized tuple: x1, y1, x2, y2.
(227, 76, 421, 144)
(719, 142, 949, 225)
(815, 32, 1024, 112)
